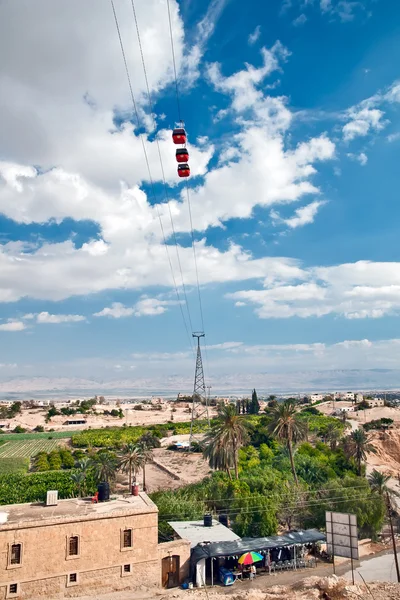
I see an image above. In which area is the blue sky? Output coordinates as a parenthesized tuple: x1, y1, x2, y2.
(1, 0, 400, 392)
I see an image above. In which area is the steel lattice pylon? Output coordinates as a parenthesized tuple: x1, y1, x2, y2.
(189, 332, 210, 449)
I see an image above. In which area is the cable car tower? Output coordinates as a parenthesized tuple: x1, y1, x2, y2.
(189, 332, 210, 450)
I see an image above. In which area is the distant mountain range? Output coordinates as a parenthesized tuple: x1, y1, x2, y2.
(0, 370, 399, 399)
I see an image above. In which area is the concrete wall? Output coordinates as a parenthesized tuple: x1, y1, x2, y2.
(158, 539, 191, 585)
(0, 510, 159, 599)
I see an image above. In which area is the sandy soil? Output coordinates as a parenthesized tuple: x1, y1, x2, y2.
(0, 402, 217, 432)
(71, 574, 400, 600)
(114, 444, 211, 493)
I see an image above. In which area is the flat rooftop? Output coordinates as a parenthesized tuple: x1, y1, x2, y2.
(0, 493, 157, 530)
(168, 519, 240, 548)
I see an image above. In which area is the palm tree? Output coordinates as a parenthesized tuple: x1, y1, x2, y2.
(368, 469, 391, 496)
(325, 423, 341, 450)
(267, 400, 307, 484)
(203, 404, 248, 479)
(118, 443, 143, 490)
(91, 451, 118, 484)
(203, 435, 234, 480)
(71, 471, 85, 497)
(137, 442, 153, 492)
(345, 429, 375, 476)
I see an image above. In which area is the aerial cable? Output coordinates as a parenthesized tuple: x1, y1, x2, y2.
(166, 0, 210, 375)
(166, 0, 182, 122)
(110, 0, 193, 353)
(129, 0, 195, 344)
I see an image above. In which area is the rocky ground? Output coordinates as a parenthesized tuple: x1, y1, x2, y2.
(73, 576, 400, 600)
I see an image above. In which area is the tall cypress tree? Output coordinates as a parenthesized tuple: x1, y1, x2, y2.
(251, 389, 260, 414)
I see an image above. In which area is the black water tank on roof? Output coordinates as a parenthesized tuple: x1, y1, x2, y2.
(98, 482, 110, 502)
(203, 514, 212, 527)
(219, 514, 229, 528)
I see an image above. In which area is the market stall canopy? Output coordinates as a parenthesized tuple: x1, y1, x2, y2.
(190, 529, 326, 566)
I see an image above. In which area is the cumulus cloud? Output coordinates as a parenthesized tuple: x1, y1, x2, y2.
(342, 79, 400, 143)
(271, 200, 326, 229)
(36, 312, 85, 324)
(0, 38, 336, 305)
(0, 321, 26, 331)
(347, 152, 368, 166)
(94, 298, 179, 319)
(343, 108, 385, 141)
(227, 261, 400, 320)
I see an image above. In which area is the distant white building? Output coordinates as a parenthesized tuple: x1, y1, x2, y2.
(342, 392, 355, 401)
(355, 393, 364, 403)
(369, 398, 385, 408)
(309, 394, 324, 403)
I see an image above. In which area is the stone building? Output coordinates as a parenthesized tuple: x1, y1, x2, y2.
(0, 493, 190, 599)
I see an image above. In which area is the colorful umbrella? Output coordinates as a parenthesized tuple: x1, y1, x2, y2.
(238, 551, 263, 565)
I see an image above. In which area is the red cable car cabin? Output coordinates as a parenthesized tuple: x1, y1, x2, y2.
(177, 164, 190, 178)
(176, 148, 189, 163)
(172, 128, 187, 144)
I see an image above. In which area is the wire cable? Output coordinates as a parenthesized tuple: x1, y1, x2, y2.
(130, 0, 194, 352)
(166, 0, 210, 379)
(110, 0, 193, 352)
(166, 0, 182, 122)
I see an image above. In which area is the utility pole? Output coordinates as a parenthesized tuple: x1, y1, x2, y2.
(189, 333, 210, 450)
(386, 491, 400, 583)
(207, 385, 212, 405)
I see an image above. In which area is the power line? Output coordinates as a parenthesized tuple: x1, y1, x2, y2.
(156, 491, 382, 521)
(110, 0, 193, 352)
(153, 482, 376, 506)
(166, 0, 182, 122)
(166, 0, 209, 378)
(130, 0, 195, 350)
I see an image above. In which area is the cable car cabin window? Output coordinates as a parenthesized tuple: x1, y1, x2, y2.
(123, 529, 132, 548)
(69, 536, 79, 556)
(10, 544, 21, 565)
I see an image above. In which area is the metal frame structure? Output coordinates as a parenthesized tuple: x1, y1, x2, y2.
(189, 332, 210, 449)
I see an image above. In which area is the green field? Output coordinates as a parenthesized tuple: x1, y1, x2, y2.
(0, 457, 30, 474)
(0, 439, 62, 458)
(0, 431, 78, 440)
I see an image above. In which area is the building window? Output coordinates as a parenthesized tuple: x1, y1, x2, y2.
(66, 573, 79, 587)
(69, 536, 79, 556)
(10, 545, 21, 565)
(121, 563, 132, 577)
(123, 529, 132, 548)
(8, 583, 18, 597)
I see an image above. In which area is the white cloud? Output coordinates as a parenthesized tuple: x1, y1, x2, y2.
(181, 0, 231, 85)
(94, 303, 135, 319)
(94, 298, 179, 319)
(347, 152, 368, 166)
(271, 200, 326, 229)
(0, 321, 26, 331)
(227, 261, 400, 320)
(0, 42, 335, 305)
(387, 132, 400, 143)
(248, 25, 261, 45)
(343, 108, 385, 141)
(36, 312, 85, 324)
(293, 14, 307, 26)
(342, 79, 400, 143)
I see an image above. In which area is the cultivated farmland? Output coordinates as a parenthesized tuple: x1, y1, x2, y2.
(0, 439, 61, 458)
